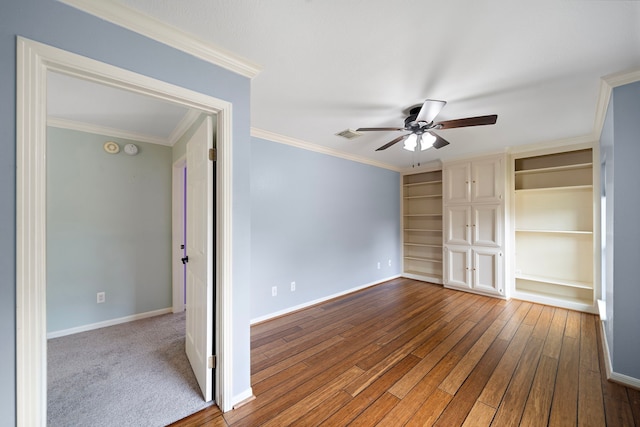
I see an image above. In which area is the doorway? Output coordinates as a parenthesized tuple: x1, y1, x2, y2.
(16, 37, 234, 425)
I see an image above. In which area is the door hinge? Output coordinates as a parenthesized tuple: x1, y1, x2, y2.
(208, 355, 217, 369)
(209, 148, 217, 162)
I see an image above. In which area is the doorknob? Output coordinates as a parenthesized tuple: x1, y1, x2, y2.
(181, 256, 189, 264)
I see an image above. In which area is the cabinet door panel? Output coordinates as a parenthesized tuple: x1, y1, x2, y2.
(473, 248, 503, 295)
(444, 163, 471, 204)
(445, 247, 471, 288)
(472, 204, 501, 247)
(471, 157, 502, 203)
(445, 206, 471, 245)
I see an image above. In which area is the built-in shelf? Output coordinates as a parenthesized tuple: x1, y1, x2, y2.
(515, 229, 593, 235)
(404, 194, 443, 199)
(513, 288, 594, 308)
(515, 274, 592, 290)
(404, 243, 442, 248)
(405, 256, 442, 263)
(515, 184, 593, 193)
(403, 169, 443, 283)
(513, 148, 594, 311)
(404, 180, 442, 187)
(514, 162, 592, 175)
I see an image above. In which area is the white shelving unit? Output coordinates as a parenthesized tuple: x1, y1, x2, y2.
(402, 170, 443, 283)
(513, 148, 595, 311)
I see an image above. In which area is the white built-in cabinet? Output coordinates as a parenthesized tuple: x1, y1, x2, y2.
(402, 170, 443, 284)
(443, 154, 506, 297)
(512, 148, 595, 311)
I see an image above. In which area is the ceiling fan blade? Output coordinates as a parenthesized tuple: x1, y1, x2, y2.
(375, 134, 407, 151)
(429, 132, 450, 149)
(415, 99, 447, 123)
(436, 114, 498, 130)
(356, 127, 405, 132)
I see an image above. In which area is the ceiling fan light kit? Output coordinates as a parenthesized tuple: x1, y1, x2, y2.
(356, 99, 498, 155)
(403, 133, 436, 151)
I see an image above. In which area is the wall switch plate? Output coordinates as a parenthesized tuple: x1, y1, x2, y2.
(272, 286, 277, 297)
(291, 281, 296, 291)
(97, 292, 105, 304)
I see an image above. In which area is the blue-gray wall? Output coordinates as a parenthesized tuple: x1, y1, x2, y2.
(250, 138, 401, 320)
(601, 80, 640, 380)
(1, 0, 252, 421)
(47, 128, 172, 333)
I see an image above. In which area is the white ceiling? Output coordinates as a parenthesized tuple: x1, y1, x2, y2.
(54, 1, 640, 169)
(47, 71, 195, 146)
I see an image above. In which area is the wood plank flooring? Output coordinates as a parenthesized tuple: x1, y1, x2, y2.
(170, 278, 640, 426)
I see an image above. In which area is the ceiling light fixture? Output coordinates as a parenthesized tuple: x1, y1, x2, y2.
(403, 133, 437, 151)
(403, 134, 417, 151)
(421, 133, 436, 150)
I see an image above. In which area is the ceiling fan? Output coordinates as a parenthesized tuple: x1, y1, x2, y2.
(357, 99, 498, 152)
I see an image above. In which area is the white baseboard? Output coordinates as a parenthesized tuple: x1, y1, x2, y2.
(598, 319, 640, 391)
(231, 388, 255, 410)
(250, 275, 401, 325)
(47, 307, 173, 339)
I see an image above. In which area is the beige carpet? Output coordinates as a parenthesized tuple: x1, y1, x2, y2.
(47, 311, 214, 427)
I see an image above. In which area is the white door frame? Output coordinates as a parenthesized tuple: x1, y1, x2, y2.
(16, 37, 235, 425)
(173, 155, 187, 313)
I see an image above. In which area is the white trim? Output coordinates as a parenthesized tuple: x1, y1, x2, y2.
(599, 320, 640, 391)
(47, 308, 172, 339)
(48, 107, 201, 147)
(507, 135, 596, 157)
(250, 275, 401, 325)
(593, 67, 640, 140)
(610, 371, 640, 391)
(172, 155, 187, 314)
(511, 292, 597, 314)
(47, 116, 173, 146)
(597, 300, 607, 321)
(216, 102, 235, 412)
(251, 127, 402, 172)
(402, 273, 443, 285)
(602, 68, 640, 88)
(232, 388, 255, 409)
(58, 0, 261, 79)
(169, 110, 203, 146)
(16, 37, 236, 424)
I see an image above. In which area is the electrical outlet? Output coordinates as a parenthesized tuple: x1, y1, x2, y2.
(388, 259, 392, 267)
(377, 262, 381, 270)
(97, 292, 105, 304)
(291, 281, 296, 292)
(272, 286, 277, 297)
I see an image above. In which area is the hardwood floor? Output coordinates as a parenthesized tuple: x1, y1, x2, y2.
(170, 278, 640, 426)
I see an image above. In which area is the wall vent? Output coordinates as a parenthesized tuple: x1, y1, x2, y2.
(335, 129, 363, 139)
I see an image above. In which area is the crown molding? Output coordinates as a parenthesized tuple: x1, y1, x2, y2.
(593, 67, 640, 140)
(507, 133, 596, 158)
(47, 116, 173, 146)
(251, 128, 402, 172)
(59, 0, 262, 79)
(168, 109, 203, 146)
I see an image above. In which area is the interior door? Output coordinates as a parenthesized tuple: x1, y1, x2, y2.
(185, 115, 214, 401)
